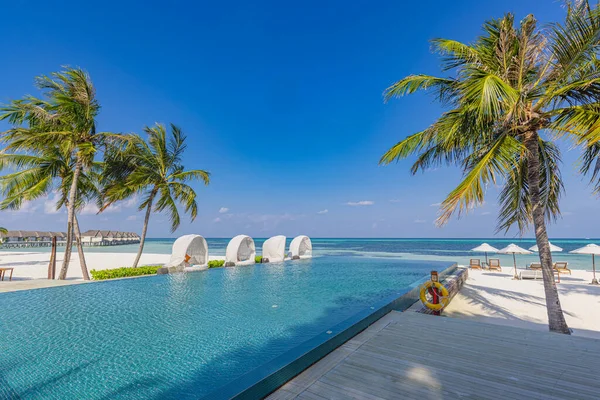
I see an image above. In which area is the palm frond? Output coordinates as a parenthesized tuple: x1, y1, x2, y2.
(580, 141, 600, 193)
(497, 139, 563, 233)
(437, 134, 522, 225)
(383, 75, 457, 103)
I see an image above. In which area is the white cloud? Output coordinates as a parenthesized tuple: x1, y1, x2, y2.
(80, 204, 100, 215)
(122, 195, 139, 208)
(563, 211, 574, 216)
(213, 217, 222, 223)
(345, 201, 374, 206)
(126, 215, 137, 221)
(44, 193, 62, 214)
(414, 219, 427, 224)
(389, 199, 401, 203)
(12, 200, 40, 213)
(430, 202, 442, 207)
(481, 211, 492, 216)
(317, 209, 329, 214)
(219, 207, 229, 214)
(81, 203, 121, 215)
(372, 223, 378, 229)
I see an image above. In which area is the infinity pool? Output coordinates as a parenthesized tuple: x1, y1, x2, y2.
(0, 256, 450, 399)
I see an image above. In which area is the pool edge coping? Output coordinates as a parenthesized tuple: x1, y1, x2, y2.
(204, 262, 458, 400)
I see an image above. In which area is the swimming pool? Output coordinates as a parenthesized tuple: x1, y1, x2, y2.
(0, 256, 451, 399)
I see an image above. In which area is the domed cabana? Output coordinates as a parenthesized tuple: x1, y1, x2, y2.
(225, 235, 256, 266)
(166, 234, 208, 271)
(262, 235, 286, 263)
(289, 235, 312, 259)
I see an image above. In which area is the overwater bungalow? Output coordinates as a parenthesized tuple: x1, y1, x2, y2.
(0, 230, 140, 248)
(80, 230, 141, 246)
(0, 231, 67, 248)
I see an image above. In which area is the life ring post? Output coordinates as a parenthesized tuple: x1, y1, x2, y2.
(430, 271, 440, 316)
(419, 270, 449, 314)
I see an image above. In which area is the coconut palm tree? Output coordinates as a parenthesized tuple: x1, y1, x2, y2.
(102, 123, 210, 268)
(380, 3, 600, 334)
(0, 146, 103, 280)
(0, 67, 115, 279)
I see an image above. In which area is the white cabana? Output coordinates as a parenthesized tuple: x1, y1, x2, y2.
(499, 243, 532, 280)
(167, 234, 208, 271)
(225, 235, 256, 266)
(471, 243, 499, 264)
(528, 242, 563, 252)
(289, 235, 312, 259)
(262, 235, 286, 263)
(570, 244, 600, 285)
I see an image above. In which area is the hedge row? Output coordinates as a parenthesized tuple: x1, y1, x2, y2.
(90, 265, 162, 280)
(91, 257, 266, 280)
(208, 260, 225, 268)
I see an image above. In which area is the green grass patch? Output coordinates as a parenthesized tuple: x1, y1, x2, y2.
(90, 265, 162, 280)
(208, 259, 225, 268)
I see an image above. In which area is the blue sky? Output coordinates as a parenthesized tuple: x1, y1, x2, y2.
(0, 0, 598, 238)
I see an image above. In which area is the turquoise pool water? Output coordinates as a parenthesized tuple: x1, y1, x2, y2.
(0, 256, 450, 399)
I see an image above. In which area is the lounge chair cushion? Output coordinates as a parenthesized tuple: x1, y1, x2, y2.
(520, 270, 543, 280)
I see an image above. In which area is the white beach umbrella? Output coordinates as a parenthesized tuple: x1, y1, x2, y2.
(471, 243, 499, 264)
(528, 242, 563, 252)
(499, 244, 532, 279)
(570, 244, 600, 285)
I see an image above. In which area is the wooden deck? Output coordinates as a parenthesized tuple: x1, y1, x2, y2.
(268, 311, 600, 399)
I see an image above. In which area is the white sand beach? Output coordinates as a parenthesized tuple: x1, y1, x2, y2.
(445, 267, 600, 339)
(0, 251, 225, 292)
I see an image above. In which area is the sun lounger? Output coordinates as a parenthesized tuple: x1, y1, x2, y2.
(528, 262, 542, 270)
(488, 259, 502, 272)
(520, 270, 543, 280)
(553, 262, 571, 275)
(469, 259, 482, 269)
(0, 267, 14, 281)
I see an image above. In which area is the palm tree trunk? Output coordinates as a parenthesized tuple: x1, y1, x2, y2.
(73, 214, 90, 280)
(58, 157, 82, 280)
(526, 131, 570, 334)
(132, 190, 156, 268)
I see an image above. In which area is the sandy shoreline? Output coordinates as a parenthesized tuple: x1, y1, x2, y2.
(0, 251, 226, 292)
(445, 267, 600, 339)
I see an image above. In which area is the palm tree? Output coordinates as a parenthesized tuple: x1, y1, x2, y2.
(102, 123, 210, 268)
(380, 3, 600, 334)
(581, 142, 600, 192)
(0, 67, 113, 279)
(0, 146, 103, 280)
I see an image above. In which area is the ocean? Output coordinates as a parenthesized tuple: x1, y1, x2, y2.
(2, 237, 598, 270)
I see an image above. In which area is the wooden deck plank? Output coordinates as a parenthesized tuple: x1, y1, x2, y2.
(369, 328, 600, 375)
(269, 311, 600, 399)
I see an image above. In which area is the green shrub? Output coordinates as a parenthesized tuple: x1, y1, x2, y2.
(90, 265, 162, 280)
(255, 255, 263, 263)
(208, 259, 225, 268)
